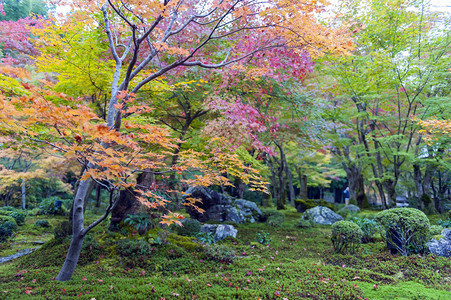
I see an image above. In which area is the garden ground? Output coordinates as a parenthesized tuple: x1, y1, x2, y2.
(0, 207, 450, 299)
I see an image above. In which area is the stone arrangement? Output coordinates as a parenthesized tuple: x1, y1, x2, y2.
(183, 186, 262, 223)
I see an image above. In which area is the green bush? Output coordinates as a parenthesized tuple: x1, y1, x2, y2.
(0, 206, 17, 211)
(349, 217, 379, 243)
(267, 214, 285, 227)
(337, 208, 351, 219)
(124, 213, 153, 235)
(205, 244, 236, 263)
(297, 218, 315, 229)
(116, 238, 152, 257)
(375, 208, 430, 256)
(38, 196, 69, 215)
(9, 211, 26, 226)
(295, 199, 334, 212)
(54, 220, 72, 239)
(0, 208, 26, 226)
(177, 219, 201, 236)
(0, 215, 18, 242)
(34, 219, 51, 228)
(331, 220, 363, 254)
(260, 208, 285, 226)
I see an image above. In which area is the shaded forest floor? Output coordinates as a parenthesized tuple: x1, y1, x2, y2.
(0, 208, 450, 299)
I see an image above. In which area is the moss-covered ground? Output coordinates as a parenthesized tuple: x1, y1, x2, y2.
(0, 207, 450, 299)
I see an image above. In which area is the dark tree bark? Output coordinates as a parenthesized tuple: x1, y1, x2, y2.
(274, 142, 286, 210)
(333, 145, 365, 206)
(95, 183, 102, 208)
(298, 172, 308, 200)
(282, 151, 296, 206)
(109, 171, 155, 229)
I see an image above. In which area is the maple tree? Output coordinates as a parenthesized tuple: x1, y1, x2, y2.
(0, 0, 352, 282)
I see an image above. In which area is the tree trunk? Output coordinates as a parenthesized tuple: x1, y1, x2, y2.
(277, 169, 286, 210)
(413, 164, 423, 208)
(297, 167, 307, 200)
(274, 142, 286, 210)
(283, 156, 295, 206)
(95, 183, 101, 208)
(56, 178, 90, 281)
(344, 165, 365, 207)
(109, 171, 154, 228)
(21, 178, 26, 210)
(268, 157, 279, 203)
(233, 177, 245, 199)
(69, 179, 95, 225)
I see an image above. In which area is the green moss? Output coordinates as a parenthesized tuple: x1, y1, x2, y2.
(358, 281, 451, 299)
(0, 213, 449, 299)
(168, 234, 203, 252)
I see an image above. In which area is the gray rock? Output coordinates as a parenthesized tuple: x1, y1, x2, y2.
(442, 228, 451, 240)
(199, 224, 237, 242)
(183, 186, 261, 223)
(235, 199, 262, 216)
(427, 228, 451, 257)
(428, 239, 451, 257)
(214, 225, 237, 242)
(226, 206, 244, 223)
(303, 206, 343, 225)
(342, 204, 360, 213)
(200, 224, 218, 234)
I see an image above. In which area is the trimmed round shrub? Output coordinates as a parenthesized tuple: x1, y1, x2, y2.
(34, 219, 51, 228)
(331, 220, 363, 254)
(375, 208, 430, 256)
(116, 238, 152, 257)
(0, 215, 18, 242)
(337, 208, 351, 219)
(177, 219, 201, 237)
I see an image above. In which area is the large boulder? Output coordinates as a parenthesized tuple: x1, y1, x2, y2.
(303, 206, 343, 225)
(200, 224, 238, 242)
(428, 228, 451, 257)
(183, 186, 261, 223)
(342, 204, 360, 213)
